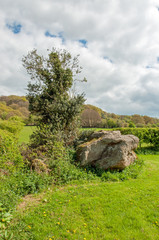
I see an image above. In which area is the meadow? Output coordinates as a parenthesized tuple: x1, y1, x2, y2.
(0, 126, 159, 240)
(18, 126, 36, 144)
(8, 155, 159, 240)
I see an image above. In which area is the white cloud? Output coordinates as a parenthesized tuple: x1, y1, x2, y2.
(0, 0, 159, 116)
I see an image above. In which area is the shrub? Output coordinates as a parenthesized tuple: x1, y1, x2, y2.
(0, 170, 53, 211)
(0, 129, 23, 174)
(0, 119, 24, 135)
(47, 144, 96, 184)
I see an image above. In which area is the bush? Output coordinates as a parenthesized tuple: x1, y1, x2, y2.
(46, 142, 95, 184)
(0, 129, 23, 174)
(0, 119, 24, 135)
(0, 170, 53, 211)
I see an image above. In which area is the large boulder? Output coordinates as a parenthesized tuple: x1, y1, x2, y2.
(76, 131, 139, 170)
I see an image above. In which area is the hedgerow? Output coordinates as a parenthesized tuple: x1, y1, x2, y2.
(117, 128, 159, 148)
(80, 128, 159, 148)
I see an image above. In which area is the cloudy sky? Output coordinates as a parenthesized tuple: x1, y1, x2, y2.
(1, 0, 159, 117)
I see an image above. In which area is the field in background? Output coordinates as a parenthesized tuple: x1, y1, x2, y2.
(19, 126, 153, 148)
(19, 126, 36, 143)
(19, 126, 104, 144)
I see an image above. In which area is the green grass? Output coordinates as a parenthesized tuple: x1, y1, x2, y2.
(19, 126, 98, 144)
(6, 154, 159, 240)
(19, 126, 36, 143)
(14, 126, 159, 239)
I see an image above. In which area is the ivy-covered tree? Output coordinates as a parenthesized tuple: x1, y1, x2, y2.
(22, 48, 86, 146)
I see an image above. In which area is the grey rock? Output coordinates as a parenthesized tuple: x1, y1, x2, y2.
(76, 131, 139, 170)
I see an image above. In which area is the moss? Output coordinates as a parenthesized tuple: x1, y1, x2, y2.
(78, 138, 97, 148)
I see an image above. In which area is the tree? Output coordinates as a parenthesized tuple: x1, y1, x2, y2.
(128, 121, 136, 128)
(22, 48, 86, 146)
(131, 114, 145, 125)
(107, 119, 117, 128)
(81, 108, 101, 127)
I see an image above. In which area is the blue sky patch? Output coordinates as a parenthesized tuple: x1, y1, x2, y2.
(157, 57, 159, 62)
(45, 31, 65, 43)
(79, 39, 87, 47)
(58, 32, 65, 43)
(45, 31, 57, 38)
(104, 56, 113, 63)
(146, 65, 153, 69)
(6, 22, 22, 34)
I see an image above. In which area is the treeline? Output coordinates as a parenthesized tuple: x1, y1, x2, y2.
(81, 104, 159, 128)
(0, 96, 159, 128)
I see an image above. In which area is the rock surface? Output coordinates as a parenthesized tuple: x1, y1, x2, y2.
(76, 131, 139, 170)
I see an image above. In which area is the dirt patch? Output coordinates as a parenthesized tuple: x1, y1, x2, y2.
(16, 183, 101, 212)
(17, 193, 46, 212)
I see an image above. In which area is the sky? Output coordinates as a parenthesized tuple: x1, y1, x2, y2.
(1, 0, 159, 117)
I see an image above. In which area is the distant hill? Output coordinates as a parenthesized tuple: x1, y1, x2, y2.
(0, 95, 158, 128)
(81, 104, 159, 128)
(0, 95, 29, 122)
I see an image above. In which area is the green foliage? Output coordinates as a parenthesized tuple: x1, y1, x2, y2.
(50, 158, 95, 184)
(0, 119, 23, 174)
(0, 230, 13, 240)
(0, 96, 29, 121)
(6, 171, 52, 197)
(102, 158, 144, 181)
(0, 129, 23, 174)
(0, 203, 13, 228)
(0, 124, 149, 240)
(31, 141, 95, 185)
(135, 144, 159, 155)
(7, 154, 159, 240)
(0, 170, 53, 212)
(84, 158, 144, 182)
(0, 102, 22, 120)
(80, 104, 159, 128)
(128, 121, 136, 128)
(0, 119, 24, 135)
(49, 152, 95, 185)
(0, 203, 13, 240)
(19, 126, 36, 144)
(81, 127, 159, 149)
(118, 128, 159, 148)
(0, 95, 28, 106)
(22, 48, 86, 145)
(144, 128, 159, 147)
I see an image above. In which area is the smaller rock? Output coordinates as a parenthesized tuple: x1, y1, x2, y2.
(31, 159, 49, 173)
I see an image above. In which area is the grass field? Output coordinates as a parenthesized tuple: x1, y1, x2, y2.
(13, 126, 159, 240)
(19, 126, 36, 143)
(8, 154, 159, 240)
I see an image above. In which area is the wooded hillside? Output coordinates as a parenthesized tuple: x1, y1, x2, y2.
(0, 95, 159, 128)
(0, 95, 29, 121)
(81, 104, 159, 128)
